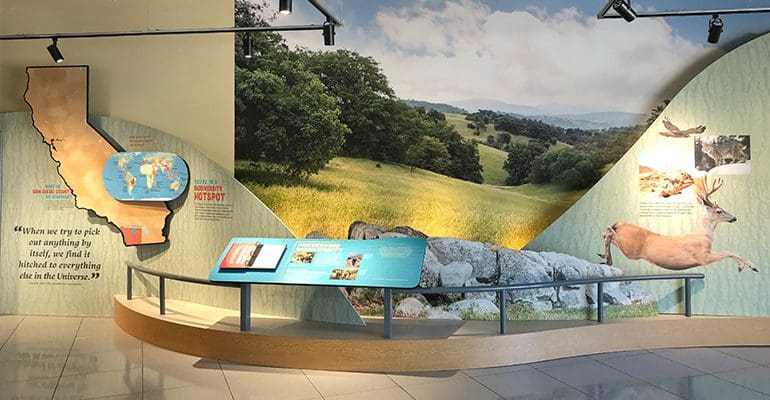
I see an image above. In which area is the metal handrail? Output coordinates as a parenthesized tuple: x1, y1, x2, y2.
(383, 272, 704, 338)
(125, 261, 251, 331)
(396, 273, 704, 294)
(124, 261, 704, 339)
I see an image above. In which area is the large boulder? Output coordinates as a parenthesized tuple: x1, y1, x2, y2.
(463, 278, 497, 303)
(555, 287, 590, 309)
(585, 281, 656, 306)
(498, 248, 555, 311)
(420, 248, 442, 288)
(428, 238, 498, 282)
(347, 221, 387, 240)
(541, 252, 623, 282)
(439, 261, 473, 287)
(395, 297, 427, 318)
(348, 221, 427, 240)
(426, 308, 462, 320)
(448, 299, 500, 318)
(304, 231, 330, 239)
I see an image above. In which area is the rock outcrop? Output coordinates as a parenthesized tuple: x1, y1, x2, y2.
(349, 222, 657, 320)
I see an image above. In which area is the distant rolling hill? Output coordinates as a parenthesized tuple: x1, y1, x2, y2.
(401, 99, 467, 115)
(524, 112, 646, 130)
(448, 98, 646, 129)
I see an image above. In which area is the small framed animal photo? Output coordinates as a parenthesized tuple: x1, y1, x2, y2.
(694, 135, 750, 174)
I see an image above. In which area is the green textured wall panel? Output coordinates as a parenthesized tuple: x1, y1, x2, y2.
(526, 34, 770, 317)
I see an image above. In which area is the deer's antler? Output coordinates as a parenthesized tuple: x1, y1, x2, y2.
(697, 176, 723, 206)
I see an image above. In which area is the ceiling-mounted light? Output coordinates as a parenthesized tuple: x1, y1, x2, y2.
(612, 0, 636, 22)
(322, 20, 335, 46)
(243, 35, 253, 58)
(46, 37, 64, 63)
(279, 0, 292, 15)
(708, 14, 724, 44)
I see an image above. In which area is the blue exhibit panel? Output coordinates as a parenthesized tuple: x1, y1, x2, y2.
(209, 238, 427, 289)
(103, 152, 189, 201)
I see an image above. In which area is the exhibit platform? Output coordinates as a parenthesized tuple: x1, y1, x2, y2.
(114, 295, 770, 372)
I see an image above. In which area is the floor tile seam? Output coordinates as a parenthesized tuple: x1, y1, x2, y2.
(459, 364, 535, 378)
(216, 359, 237, 400)
(654, 351, 761, 374)
(51, 317, 84, 400)
(323, 383, 417, 400)
(535, 356, 682, 398)
(524, 364, 594, 398)
(587, 349, 652, 361)
(712, 347, 768, 367)
(710, 366, 770, 396)
(461, 369, 516, 400)
(590, 357, 691, 399)
(299, 368, 331, 400)
(383, 371, 419, 399)
(385, 370, 469, 389)
(0, 315, 26, 350)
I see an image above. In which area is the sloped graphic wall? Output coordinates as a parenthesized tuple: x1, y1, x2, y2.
(526, 33, 770, 316)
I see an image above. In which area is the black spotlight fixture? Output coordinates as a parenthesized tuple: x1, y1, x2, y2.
(708, 14, 724, 44)
(243, 35, 253, 58)
(46, 37, 64, 63)
(612, 0, 636, 22)
(322, 20, 335, 46)
(279, 0, 292, 15)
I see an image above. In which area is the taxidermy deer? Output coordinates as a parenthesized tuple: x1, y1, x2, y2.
(599, 176, 757, 272)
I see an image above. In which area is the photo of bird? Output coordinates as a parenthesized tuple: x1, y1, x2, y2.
(659, 117, 707, 137)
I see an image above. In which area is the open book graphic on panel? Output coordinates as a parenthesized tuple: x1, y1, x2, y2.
(218, 242, 286, 270)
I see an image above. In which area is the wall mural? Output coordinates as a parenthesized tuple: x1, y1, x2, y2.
(233, 0, 770, 250)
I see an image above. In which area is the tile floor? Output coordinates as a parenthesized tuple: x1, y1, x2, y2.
(2, 315, 770, 400)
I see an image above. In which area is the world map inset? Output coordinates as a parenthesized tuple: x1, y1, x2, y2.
(103, 152, 189, 201)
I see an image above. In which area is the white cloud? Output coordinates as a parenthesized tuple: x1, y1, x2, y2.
(283, 1, 723, 113)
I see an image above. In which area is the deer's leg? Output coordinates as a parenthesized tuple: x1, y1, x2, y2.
(702, 251, 758, 273)
(598, 227, 615, 266)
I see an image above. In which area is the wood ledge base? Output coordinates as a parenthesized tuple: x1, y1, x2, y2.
(114, 295, 770, 372)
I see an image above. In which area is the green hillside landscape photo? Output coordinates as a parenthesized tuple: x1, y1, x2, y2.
(233, 0, 652, 249)
(237, 158, 586, 249)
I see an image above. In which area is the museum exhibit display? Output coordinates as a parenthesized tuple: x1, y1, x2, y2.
(1, 0, 770, 374)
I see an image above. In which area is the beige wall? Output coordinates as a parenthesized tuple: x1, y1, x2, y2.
(0, 0, 234, 173)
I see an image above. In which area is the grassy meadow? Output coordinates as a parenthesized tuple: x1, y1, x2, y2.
(444, 113, 572, 186)
(476, 144, 508, 185)
(237, 157, 586, 249)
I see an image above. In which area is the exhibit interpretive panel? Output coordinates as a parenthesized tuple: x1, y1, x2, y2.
(209, 238, 427, 288)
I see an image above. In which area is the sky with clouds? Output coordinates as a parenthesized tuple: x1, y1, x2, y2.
(273, 0, 770, 114)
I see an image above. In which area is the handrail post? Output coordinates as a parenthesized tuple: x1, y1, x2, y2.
(597, 282, 604, 323)
(384, 288, 393, 339)
(159, 277, 166, 315)
(240, 283, 251, 332)
(684, 278, 692, 317)
(499, 289, 507, 334)
(126, 264, 133, 300)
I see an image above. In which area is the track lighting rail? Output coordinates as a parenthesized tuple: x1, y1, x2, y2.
(0, 24, 333, 41)
(599, 6, 770, 19)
